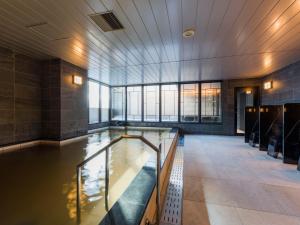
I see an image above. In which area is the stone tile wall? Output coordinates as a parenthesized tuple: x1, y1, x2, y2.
(0, 47, 42, 146)
(60, 60, 88, 140)
(41, 59, 88, 141)
(41, 59, 61, 140)
(262, 61, 300, 105)
(0, 47, 89, 145)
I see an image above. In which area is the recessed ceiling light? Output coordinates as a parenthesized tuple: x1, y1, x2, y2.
(183, 28, 195, 38)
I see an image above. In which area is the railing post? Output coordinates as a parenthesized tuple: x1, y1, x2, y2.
(75, 134, 165, 224)
(105, 147, 110, 212)
(156, 143, 161, 225)
(76, 166, 81, 224)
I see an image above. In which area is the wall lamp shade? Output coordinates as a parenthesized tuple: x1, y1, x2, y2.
(264, 81, 273, 90)
(246, 90, 252, 94)
(73, 75, 83, 85)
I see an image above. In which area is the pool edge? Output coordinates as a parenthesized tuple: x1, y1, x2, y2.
(139, 130, 179, 225)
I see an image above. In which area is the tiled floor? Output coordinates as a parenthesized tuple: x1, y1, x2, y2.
(182, 135, 300, 225)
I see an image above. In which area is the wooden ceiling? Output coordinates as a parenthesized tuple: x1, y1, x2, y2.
(0, 0, 299, 85)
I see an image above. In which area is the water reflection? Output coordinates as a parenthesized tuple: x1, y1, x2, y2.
(0, 128, 174, 225)
(65, 176, 77, 220)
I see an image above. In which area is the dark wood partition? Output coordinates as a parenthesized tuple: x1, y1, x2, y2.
(245, 106, 259, 145)
(283, 103, 300, 164)
(259, 105, 283, 155)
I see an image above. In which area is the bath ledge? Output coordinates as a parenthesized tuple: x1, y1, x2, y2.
(0, 134, 92, 154)
(88, 126, 109, 134)
(0, 126, 176, 154)
(0, 140, 41, 154)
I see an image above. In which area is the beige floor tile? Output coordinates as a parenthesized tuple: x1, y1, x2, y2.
(200, 178, 237, 207)
(230, 181, 283, 214)
(206, 204, 243, 225)
(236, 208, 264, 225)
(183, 162, 219, 179)
(182, 135, 300, 225)
(216, 165, 257, 181)
(183, 176, 205, 202)
(184, 152, 212, 164)
(266, 185, 300, 217)
(182, 200, 210, 225)
(237, 208, 300, 225)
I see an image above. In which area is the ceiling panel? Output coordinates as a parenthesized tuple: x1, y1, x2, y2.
(198, 0, 231, 58)
(236, 0, 297, 54)
(0, 0, 299, 85)
(205, 0, 246, 58)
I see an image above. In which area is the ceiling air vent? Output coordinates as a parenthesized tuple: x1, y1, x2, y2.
(89, 11, 124, 32)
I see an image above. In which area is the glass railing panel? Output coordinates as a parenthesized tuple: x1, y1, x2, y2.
(78, 139, 156, 224)
(77, 128, 176, 225)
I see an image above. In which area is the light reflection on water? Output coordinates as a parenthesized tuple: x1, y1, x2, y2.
(0, 128, 174, 225)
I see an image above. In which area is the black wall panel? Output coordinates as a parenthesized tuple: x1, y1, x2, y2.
(245, 106, 259, 144)
(259, 105, 283, 152)
(283, 103, 300, 164)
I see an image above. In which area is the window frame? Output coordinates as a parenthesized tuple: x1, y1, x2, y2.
(88, 80, 100, 125)
(126, 85, 142, 122)
(200, 81, 223, 124)
(179, 82, 200, 123)
(94, 80, 223, 125)
(143, 84, 160, 122)
(111, 86, 126, 121)
(100, 84, 110, 122)
(160, 83, 179, 123)
(88, 79, 111, 125)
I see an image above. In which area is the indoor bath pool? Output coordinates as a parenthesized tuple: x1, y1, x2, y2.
(0, 127, 177, 225)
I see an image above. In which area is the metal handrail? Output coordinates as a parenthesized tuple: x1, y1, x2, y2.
(76, 134, 161, 225)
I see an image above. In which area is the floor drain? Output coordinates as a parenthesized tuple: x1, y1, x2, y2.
(160, 147, 183, 225)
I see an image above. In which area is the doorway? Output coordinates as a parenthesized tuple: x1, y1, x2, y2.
(234, 87, 260, 135)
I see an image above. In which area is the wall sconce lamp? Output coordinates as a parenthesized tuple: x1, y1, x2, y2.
(246, 90, 252, 95)
(73, 75, 83, 85)
(264, 81, 273, 90)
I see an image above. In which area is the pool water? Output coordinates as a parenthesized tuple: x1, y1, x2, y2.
(0, 128, 175, 225)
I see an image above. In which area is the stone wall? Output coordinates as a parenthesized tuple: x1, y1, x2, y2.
(0, 47, 42, 146)
(42, 59, 88, 141)
(262, 61, 300, 105)
(0, 46, 90, 146)
(41, 59, 61, 140)
(60, 60, 88, 140)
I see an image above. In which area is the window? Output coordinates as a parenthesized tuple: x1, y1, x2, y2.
(101, 85, 110, 122)
(111, 87, 125, 121)
(127, 86, 142, 121)
(161, 84, 178, 122)
(201, 82, 222, 123)
(88, 81, 100, 124)
(180, 83, 199, 122)
(144, 85, 159, 122)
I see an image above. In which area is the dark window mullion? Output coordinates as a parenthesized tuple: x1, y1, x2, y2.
(178, 83, 181, 122)
(141, 85, 144, 122)
(99, 84, 102, 123)
(159, 84, 162, 122)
